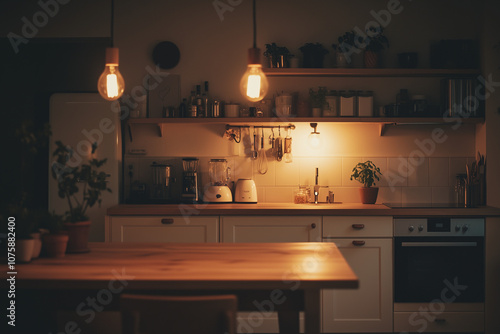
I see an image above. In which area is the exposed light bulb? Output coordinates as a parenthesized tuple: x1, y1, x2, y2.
(308, 123, 322, 149)
(98, 48, 124, 101)
(240, 48, 268, 102)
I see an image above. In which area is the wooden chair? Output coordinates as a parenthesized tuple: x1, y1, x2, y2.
(120, 294, 237, 334)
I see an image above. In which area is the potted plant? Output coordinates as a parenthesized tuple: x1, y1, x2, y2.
(333, 31, 355, 67)
(363, 26, 389, 68)
(309, 87, 327, 117)
(51, 140, 111, 253)
(299, 43, 329, 68)
(40, 211, 68, 258)
(350, 160, 382, 204)
(263, 43, 293, 68)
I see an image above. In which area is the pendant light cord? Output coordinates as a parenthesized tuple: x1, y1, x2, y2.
(252, 0, 256, 48)
(110, 0, 115, 47)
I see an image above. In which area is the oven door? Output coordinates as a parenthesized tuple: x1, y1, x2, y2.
(394, 236, 484, 303)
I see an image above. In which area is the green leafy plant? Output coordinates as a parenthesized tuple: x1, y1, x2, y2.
(263, 42, 292, 59)
(350, 160, 382, 187)
(332, 31, 355, 54)
(364, 26, 389, 52)
(309, 86, 327, 108)
(51, 140, 111, 223)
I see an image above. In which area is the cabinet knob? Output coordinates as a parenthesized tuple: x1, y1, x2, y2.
(311, 223, 317, 229)
(161, 218, 174, 224)
(352, 224, 365, 230)
(352, 240, 366, 246)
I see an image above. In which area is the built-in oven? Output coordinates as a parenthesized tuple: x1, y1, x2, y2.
(393, 217, 485, 333)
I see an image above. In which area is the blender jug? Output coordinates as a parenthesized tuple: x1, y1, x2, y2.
(205, 159, 233, 202)
(150, 162, 173, 202)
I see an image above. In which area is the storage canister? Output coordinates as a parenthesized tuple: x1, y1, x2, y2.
(357, 91, 374, 117)
(340, 90, 356, 116)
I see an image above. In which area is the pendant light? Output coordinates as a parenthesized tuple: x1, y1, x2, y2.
(239, 0, 268, 102)
(98, 0, 124, 101)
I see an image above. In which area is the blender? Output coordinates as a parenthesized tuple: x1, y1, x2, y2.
(181, 157, 199, 203)
(204, 159, 233, 203)
(150, 162, 174, 203)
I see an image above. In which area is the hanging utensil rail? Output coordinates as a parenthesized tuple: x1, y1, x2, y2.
(225, 124, 296, 131)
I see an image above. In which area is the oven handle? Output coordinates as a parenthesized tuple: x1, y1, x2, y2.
(401, 241, 477, 247)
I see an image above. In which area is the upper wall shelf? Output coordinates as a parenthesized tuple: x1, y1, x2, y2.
(126, 117, 484, 138)
(262, 68, 480, 77)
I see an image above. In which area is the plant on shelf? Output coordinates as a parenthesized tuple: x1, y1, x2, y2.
(51, 140, 111, 253)
(332, 31, 356, 67)
(350, 160, 383, 204)
(309, 86, 327, 116)
(363, 26, 389, 68)
(299, 43, 329, 68)
(263, 42, 293, 68)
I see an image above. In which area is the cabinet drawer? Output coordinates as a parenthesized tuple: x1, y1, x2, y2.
(394, 311, 484, 333)
(108, 216, 219, 243)
(323, 216, 392, 237)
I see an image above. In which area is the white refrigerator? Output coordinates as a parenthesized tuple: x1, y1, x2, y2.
(49, 93, 122, 242)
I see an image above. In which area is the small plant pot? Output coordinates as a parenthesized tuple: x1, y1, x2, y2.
(359, 187, 379, 204)
(42, 233, 69, 258)
(64, 221, 91, 253)
(30, 232, 42, 259)
(16, 239, 35, 263)
(302, 52, 325, 68)
(364, 51, 379, 68)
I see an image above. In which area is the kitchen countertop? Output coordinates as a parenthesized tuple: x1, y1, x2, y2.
(107, 203, 500, 217)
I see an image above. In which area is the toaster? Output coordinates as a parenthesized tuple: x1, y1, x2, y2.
(234, 179, 257, 203)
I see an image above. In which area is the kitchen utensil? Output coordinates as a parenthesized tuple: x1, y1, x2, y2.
(283, 128, 292, 163)
(276, 126, 283, 161)
(252, 128, 258, 160)
(204, 159, 232, 203)
(257, 128, 268, 174)
(234, 179, 258, 203)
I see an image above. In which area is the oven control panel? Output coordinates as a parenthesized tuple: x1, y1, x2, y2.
(394, 218, 484, 236)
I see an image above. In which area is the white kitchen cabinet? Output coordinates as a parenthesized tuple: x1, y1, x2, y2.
(106, 216, 219, 243)
(221, 216, 321, 243)
(222, 215, 321, 334)
(322, 217, 393, 333)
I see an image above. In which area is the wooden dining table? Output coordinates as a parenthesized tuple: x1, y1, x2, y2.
(5, 242, 358, 334)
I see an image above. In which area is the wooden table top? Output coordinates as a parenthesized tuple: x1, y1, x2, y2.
(10, 242, 358, 291)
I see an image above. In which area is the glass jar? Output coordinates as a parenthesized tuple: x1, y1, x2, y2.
(294, 185, 311, 204)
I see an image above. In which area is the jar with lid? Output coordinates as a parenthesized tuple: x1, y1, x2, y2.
(294, 185, 311, 204)
(411, 95, 428, 117)
(357, 90, 374, 117)
(340, 90, 356, 116)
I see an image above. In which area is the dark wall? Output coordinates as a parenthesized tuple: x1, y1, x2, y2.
(0, 37, 110, 211)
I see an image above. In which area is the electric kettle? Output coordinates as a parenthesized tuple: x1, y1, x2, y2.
(234, 179, 257, 203)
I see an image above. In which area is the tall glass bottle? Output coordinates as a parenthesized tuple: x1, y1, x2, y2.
(203, 81, 210, 117)
(196, 85, 204, 117)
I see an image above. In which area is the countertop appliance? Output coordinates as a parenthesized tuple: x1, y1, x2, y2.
(181, 157, 199, 203)
(234, 179, 257, 203)
(49, 93, 121, 242)
(204, 159, 232, 203)
(150, 162, 174, 203)
(393, 217, 485, 332)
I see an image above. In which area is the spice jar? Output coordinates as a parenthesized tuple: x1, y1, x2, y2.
(294, 186, 311, 204)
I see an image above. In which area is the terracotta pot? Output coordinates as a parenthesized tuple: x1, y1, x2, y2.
(30, 232, 42, 259)
(64, 221, 91, 253)
(42, 233, 69, 258)
(16, 239, 35, 263)
(364, 51, 379, 68)
(359, 187, 379, 204)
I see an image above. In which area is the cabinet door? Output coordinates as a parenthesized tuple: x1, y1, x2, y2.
(108, 216, 219, 243)
(221, 216, 321, 243)
(322, 238, 393, 333)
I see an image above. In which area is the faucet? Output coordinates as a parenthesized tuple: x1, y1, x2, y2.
(313, 168, 330, 204)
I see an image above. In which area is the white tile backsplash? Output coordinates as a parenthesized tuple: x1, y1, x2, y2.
(124, 156, 465, 205)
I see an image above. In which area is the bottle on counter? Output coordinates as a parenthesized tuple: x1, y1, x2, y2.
(179, 98, 187, 118)
(195, 85, 204, 117)
(203, 81, 210, 117)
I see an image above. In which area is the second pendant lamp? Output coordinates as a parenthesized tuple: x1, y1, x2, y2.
(240, 0, 268, 102)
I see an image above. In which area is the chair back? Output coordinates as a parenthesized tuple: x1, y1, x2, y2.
(120, 294, 237, 334)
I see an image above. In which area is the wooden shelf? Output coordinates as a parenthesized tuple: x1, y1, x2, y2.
(263, 68, 480, 77)
(128, 116, 484, 125)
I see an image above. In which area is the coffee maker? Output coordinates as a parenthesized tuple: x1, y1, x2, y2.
(181, 157, 200, 203)
(150, 162, 174, 203)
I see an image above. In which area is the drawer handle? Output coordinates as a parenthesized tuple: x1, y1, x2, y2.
(161, 218, 174, 224)
(311, 223, 317, 229)
(352, 224, 365, 230)
(352, 240, 366, 246)
(434, 318, 446, 323)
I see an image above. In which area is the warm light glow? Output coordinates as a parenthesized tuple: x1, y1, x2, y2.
(240, 64, 268, 102)
(307, 123, 322, 149)
(98, 65, 124, 101)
